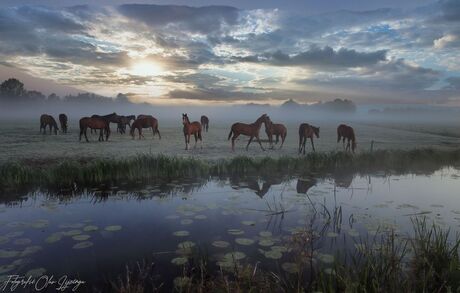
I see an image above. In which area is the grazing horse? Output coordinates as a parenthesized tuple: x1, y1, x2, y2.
(117, 115, 135, 134)
(137, 114, 153, 120)
(182, 114, 202, 150)
(265, 120, 287, 149)
(298, 123, 320, 154)
(200, 115, 209, 132)
(58, 114, 68, 134)
(40, 114, 59, 135)
(90, 113, 118, 134)
(228, 114, 270, 151)
(130, 117, 161, 139)
(337, 124, 357, 153)
(79, 117, 110, 142)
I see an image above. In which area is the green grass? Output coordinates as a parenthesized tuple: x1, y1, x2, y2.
(1, 148, 460, 190)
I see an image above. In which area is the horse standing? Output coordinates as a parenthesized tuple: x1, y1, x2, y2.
(59, 114, 68, 133)
(200, 115, 209, 132)
(40, 114, 59, 135)
(337, 124, 357, 153)
(130, 117, 161, 139)
(265, 120, 287, 149)
(228, 114, 270, 151)
(182, 114, 202, 150)
(117, 115, 135, 134)
(298, 123, 320, 154)
(90, 113, 118, 134)
(79, 117, 110, 142)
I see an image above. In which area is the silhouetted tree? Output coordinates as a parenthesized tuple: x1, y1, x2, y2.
(0, 78, 25, 99)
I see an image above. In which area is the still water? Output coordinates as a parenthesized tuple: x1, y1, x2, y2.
(0, 168, 459, 290)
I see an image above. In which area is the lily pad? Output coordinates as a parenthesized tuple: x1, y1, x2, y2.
(171, 257, 188, 266)
(72, 235, 91, 241)
(228, 229, 244, 235)
(5, 231, 24, 238)
(173, 231, 190, 237)
(45, 233, 63, 244)
(259, 239, 275, 247)
(180, 219, 194, 225)
(177, 241, 196, 249)
(62, 230, 82, 236)
(104, 225, 122, 232)
(224, 251, 246, 261)
(259, 231, 272, 238)
(282, 262, 299, 274)
(317, 253, 335, 264)
(241, 221, 256, 226)
(13, 238, 31, 246)
(212, 241, 230, 248)
(235, 238, 255, 246)
(21, 246, 42, 256)
(83, 225, 99, 232)
(0, 236, 10, 245)
(264, 250, 282, 259)
(327, 232, 339, 238)
(173, 277, 191, 289)
(31, 219, 49, 229)
(0, 249, 20, 258)
(72, 241, 93, 249)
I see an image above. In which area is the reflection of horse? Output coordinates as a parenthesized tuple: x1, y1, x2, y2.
(40, 114, 59, 135)
(228, 114, 270, 151)
(79, 117, 110, 142)
(333, 172, 354, 188)
(337, 124, 357, 153)
(298, 123, 320, 154)
(296, 178, 317, 194)
(200, 115, 209, 132)
(58, 114, 68, 133)
(265, 120, 287, 149)
(229, 176, 284, 198)
(182, 114, 202, 150)
(130, 117, 161, 139)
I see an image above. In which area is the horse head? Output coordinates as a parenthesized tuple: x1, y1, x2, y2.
(313, 126, 320, 138)
(182, 113, 189, 124)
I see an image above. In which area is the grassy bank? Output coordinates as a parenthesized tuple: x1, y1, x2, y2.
(1, 148, 460, 189)
(101, 218, 460, 293)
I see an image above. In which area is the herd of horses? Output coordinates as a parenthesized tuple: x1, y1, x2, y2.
(39, 113, 357, 153)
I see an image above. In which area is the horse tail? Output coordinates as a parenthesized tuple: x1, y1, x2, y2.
(337, 128, 341, 143)
(228, 128, 233, 140)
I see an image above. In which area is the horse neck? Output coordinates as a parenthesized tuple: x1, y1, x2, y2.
(253, 116, 265, 129)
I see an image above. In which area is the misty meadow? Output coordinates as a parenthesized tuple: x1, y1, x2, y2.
(0, 1, 460, 292)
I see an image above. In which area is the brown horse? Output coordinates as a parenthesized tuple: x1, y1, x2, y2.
(117, 115, 135, 134)
(182, 114, 202, 150)
(90, 113, 118, 134)
(40, 114, 59, 135)
(337, 124, 357, 153)
(200, 115, 209, 132)
(298, 123, 320, 154)
(228, 114, 270, 151)
(137, 114, 153, 120)
(130, 117, 161, 139)
(265, 120, 287, 149)
(59, 114, 68, 133)
(79, 117, 110, 142)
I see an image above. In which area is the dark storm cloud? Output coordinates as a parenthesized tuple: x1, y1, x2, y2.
(236, 46, 387, 69)
(118, 4, 239, 34)
(440, 0, 460, 21)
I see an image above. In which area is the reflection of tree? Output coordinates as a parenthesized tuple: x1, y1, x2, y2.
(296, 177, 317, 194)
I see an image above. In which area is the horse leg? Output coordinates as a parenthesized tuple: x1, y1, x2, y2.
(231, 133, 239, 151)
(246, 136, 254, 151)
(199, 131, 203, 149)
(184, 134, 189, 150)
(310, 137, 316, 152)
(84, 127, 89, 142)
(303, 137, 307, 155)
(276, 135, 279, 144)
(193, 133, 198, 149)
(157, 128, 161, 139)
(256, 135, 265, 151)
(279, 134, 285, 149)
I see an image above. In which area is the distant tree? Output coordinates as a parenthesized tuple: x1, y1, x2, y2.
(25, 90, 45, 101)
(0, 78, 25, 99)
(47, 93, 60, 102)
(115, 93, 130, 103)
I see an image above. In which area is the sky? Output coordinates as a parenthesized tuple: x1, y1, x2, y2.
(0, 0, 459, 105)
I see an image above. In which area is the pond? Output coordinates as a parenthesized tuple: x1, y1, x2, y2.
(0, 168, 459, 291)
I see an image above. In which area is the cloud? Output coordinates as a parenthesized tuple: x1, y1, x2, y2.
(440, 0, 460, 22)
(434, 33, 460, 49)
(118, 4, 239, 34)
(235, 46, 387, 69)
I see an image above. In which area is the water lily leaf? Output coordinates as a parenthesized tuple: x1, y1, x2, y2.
(227, 229, 244, 235)
(327, 232, 339, 238)
(317, 253, 335, 264)
(282, 262, 299, 274)
(13, 238, 31, 246)
(62, 230, 82, 236)
(212, 241, 230, 248)
(173, 277, 191, 288)
(104, 225, 122, 232)
(31, 219, 49, 229)
(0, 236, 10, 245)
(72, 241, 93, 249)
(83, 225, 99, 232)
(171, 257, 188, 266)
(259, 239, 274, 247)
(5, 231, 24, 238)
(264, 250, 282, 259)
(224, 251, 246, 261)
(72, 235, 91, 241)
(45, 233, 63, 244)
(173, 231, 190, 237)
(259, 231, 272, 238)
(177, 241, 195, 249)
(21, 246, 42, 256)
(235, 238, 254, 246)
(241, 221, 256, 226)
(0, 249, 19, 258)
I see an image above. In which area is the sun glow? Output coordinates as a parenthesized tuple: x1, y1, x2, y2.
(129, 61, 163, 76)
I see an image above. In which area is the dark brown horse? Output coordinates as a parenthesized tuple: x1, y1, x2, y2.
(182, 114, 202, 150)
(228, 114, 270, 151)
(79, 117, 110, 142)
(265, 120, 287, 149)
(40, 114, 59, 135)
(200, 115, 209, 132)
(137, 114, 153, 120)
(298, 123, 320, 154)
(130, 117, 161, 139)
(337, 124, 357, 153)
(58, 114, 68, 133)
(117, 115, 135, 134)
(90, 113, 118, 134)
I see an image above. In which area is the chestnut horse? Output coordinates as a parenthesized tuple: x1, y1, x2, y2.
(79, 117, 110, 142)
(337, 124, 357, 153)
(200, 115, 209, 132)
(117, 115, 135, 134)
(59, 114, 68, 133)
(40, 114, 59, 135)
(130, 117, 161, 139)
(265, 120, 287, 149)
(182, 114, 202, 150)
(228, 114, 270, 151)
(90, 113, 118, 134)
(298, 123, 320, 154)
